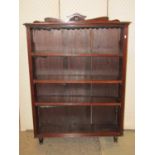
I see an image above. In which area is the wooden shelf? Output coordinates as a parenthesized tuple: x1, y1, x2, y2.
(35, 96, 121, 106)
(35, 102, 121, 106)
(34, 74, 121, 81)
(37, 131, 121, 137)
(31, 51, 122, 57)
(33, 79, 122, 84)
(38, 124, 119, 134)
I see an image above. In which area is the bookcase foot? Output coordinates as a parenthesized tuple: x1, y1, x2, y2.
(113, 136, 118, 143)
(39, 137, 44, 144)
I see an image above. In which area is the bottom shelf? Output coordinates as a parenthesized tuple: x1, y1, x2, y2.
(37, 106, 120, 134)
(37, 131, 121, 138)
(38, 124, 119, 134)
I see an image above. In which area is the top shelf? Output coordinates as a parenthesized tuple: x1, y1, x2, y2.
(31, 51, 122, 57)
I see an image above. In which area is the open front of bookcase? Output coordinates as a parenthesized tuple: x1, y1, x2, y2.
(26, 21, 128, 140)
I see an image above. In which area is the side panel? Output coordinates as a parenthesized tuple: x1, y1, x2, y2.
(119, 25, 129, 134)
(26, 27, 38, 137)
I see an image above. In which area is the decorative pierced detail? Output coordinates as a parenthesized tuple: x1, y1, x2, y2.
(67, 13, 86, 21)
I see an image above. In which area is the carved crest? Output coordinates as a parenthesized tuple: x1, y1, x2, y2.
(67, 13, 87, 21)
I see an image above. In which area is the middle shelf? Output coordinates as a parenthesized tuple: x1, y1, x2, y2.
(33, 79, 122, 84)
(34, 83, 122, 105)
(35, 96, 121, 106)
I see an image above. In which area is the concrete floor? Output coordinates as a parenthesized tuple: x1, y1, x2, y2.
(20, 130, 134, 155)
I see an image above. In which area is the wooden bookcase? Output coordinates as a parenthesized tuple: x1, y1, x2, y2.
(24, 15, 130, 144)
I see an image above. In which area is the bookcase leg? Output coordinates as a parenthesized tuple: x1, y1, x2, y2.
(39, 137, 44, 144)
(113, 136, 118, 143)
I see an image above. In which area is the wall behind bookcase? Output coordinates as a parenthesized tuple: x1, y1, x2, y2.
(19, 0, 134, 131)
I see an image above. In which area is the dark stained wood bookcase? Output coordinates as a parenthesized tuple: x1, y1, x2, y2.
(24, 14, 130, 144)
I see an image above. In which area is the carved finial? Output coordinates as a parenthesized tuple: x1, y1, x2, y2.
(67, 13, 86, 21)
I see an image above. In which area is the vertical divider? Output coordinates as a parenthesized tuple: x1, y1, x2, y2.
(63, 30, 68, 96)
(63, 29, 69, 79)
(90, 28, 93, 125)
